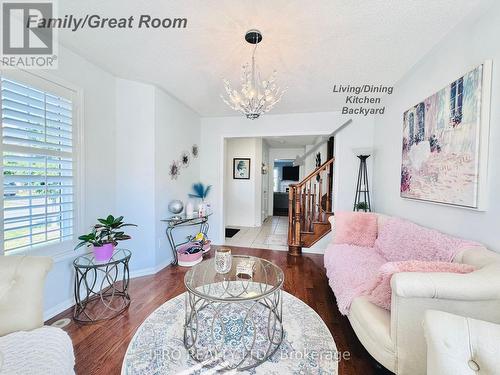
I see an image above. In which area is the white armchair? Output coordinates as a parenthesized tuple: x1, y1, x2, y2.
(390, 256, 500, 374)
(424, 310, 500, 374)
(0, 256, 75, 374)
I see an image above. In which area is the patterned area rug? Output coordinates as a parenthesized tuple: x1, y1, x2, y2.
(122, 291, 338, 374)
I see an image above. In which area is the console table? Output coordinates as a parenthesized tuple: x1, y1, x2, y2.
(161, 213, 211, 265)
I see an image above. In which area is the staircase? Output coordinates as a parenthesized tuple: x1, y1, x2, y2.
(288, 158, 334, 255)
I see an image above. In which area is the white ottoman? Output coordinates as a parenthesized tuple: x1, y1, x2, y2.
(424, 310, 500, 375)
(0, 326, 75, 375)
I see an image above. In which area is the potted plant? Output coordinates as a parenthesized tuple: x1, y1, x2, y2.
(188, 182, 212, 215)
(75, 215, 137, 261)
(355, 202, 370, 212)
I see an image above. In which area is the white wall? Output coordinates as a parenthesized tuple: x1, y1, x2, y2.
(225, 138, 262, 227)
(372, 4, 500, 251)
(200, 112, 374, 244)
(305, 136, 329, 174)
(335, 116, 374, 212)
(115, 79, 156, 271)
(154, 88, 201, 266)
(115, 80, 202, 271)
(40, 45, 117, 318)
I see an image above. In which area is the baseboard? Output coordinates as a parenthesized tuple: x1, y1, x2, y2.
(129, 258, 172, 278)
(302, 247, 326, 255)
(43, 298, 74, 321)
(43, 258, 173, 321)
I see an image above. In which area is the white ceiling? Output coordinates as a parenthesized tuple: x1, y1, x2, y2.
(58, 0, 491, 117)
(263, 135, 321, 149)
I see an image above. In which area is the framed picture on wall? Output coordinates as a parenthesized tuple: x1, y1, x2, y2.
(233, 158, 251, 179)
(400, 60, 492, 209)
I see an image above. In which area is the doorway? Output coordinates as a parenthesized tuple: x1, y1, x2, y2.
(222, 134, 333, 250)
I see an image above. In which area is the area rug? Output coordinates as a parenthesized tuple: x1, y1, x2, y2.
(225, 228, 240, 238)
(122, 291, 338, 374)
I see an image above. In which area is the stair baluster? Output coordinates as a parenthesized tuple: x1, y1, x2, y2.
(308, 180, 313, 231)
(326, 169, 331, 212)
(288, 188, 294, 244)
(318, 177, 323, 222)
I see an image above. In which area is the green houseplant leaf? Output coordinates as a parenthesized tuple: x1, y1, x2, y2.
(74, 215, 137, 250)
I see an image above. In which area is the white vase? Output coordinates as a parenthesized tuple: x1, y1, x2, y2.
(186, 201, 194, 217)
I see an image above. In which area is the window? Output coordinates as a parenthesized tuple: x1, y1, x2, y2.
(416, 102, 425, 144)
(408, 112, 414, 146)
(450, 77, 463, 127)
(1, 75, 76, 253)
(273, 167, 279, 192)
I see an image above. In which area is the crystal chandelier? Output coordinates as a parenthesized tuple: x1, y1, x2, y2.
(221, 29, 285, 120)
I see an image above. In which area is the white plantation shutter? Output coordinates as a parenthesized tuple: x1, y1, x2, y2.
(1, 76, 76, 253)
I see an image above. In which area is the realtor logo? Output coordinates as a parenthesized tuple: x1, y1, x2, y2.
(3, 2, 52, 54)
(1, 1, 57, 68)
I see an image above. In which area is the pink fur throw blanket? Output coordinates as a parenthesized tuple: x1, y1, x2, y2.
(360, 261, 476, 310)
(324, 244, 386, 315)
(334, 211, 378, 247)
(324, 217, 481, 315)
(375, 217, 479, 262)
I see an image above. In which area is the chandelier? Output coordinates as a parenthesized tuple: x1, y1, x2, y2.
(221, 29, 285, 120)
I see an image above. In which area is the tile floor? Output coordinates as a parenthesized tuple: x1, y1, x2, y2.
(224, 216, 288, 251)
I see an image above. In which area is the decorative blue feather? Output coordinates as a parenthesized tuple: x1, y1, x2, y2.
(188, 182, 212, 199)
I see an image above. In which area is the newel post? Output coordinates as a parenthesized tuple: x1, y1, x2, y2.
(288, 184, 302, 256)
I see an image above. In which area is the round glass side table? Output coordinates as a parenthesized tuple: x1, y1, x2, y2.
(73, 248, 131, 323)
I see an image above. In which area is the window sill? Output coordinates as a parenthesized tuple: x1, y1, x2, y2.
(5, 240, 86, 264)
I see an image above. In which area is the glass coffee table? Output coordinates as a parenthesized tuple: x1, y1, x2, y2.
(183, 255, 284, 371)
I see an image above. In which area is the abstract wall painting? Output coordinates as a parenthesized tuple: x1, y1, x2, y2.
(400, 61, 491, 209)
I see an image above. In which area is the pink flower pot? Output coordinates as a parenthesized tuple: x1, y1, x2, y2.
(93, 243, 114, 261)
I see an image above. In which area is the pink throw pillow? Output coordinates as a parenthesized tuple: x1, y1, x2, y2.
(362, 261, 475, 310)
(334, 211, 378, 247)
(374, 218, 477, 262)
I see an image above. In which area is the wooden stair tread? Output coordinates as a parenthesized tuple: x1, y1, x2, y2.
(301, 226, 331, 248)
(301, 219, 332, 238)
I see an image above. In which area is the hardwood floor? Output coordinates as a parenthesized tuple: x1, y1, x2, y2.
(48, 246, 393, 375)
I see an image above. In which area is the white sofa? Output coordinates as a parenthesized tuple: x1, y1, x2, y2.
(0, 256, 75, 374)
(326, 214, 500, 375)
(424, 310, 500, 374)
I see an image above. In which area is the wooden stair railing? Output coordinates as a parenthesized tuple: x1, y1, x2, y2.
(288, 158, 334, 256)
